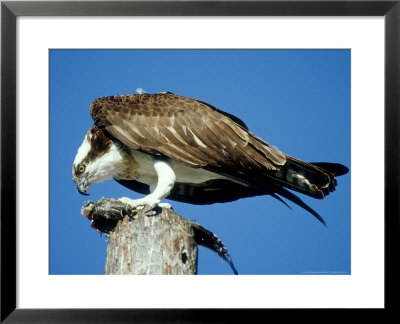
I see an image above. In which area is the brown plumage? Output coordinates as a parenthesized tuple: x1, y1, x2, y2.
(84, 92, 348, 225)
(90, 93, 286, 170)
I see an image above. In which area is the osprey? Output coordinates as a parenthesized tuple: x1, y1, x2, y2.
(73, 92, 348, 225)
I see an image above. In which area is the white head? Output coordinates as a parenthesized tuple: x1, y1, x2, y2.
(72, 125, 123, 195)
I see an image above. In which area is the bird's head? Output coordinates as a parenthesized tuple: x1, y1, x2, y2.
(72, 125, 114, 196)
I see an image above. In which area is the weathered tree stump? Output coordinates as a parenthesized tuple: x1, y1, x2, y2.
(105, 207, 198, 275)
(81, 198, 238, 275)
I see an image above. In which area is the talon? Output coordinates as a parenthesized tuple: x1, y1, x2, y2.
(123, 203, 133, 216)
(117, 196, 161, 215)
(140, 205, 154, 215)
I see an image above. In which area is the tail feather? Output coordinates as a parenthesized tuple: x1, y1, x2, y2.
(271, 184, 327, 226)
(271, 157, 348, 199)
(230, 168, 330, 226)
(258, 158, 348, 225)
(310, 162, 349, 176)
(211, 156, 348, 225)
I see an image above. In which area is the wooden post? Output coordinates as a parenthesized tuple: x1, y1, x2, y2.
(81, 198, 238, 275)
(104, 207, 198, 275)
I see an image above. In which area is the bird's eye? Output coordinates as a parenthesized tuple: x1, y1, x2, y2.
(77, 164, 85, 174)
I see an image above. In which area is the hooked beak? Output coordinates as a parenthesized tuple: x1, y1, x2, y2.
(75, 176, 90, 196)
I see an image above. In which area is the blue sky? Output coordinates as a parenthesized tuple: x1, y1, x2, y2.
(49, 49, 350, 275)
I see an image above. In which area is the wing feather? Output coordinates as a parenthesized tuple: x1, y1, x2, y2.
(90, 92, 286, 174)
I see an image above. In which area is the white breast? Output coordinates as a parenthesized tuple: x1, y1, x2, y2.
(128, 149, 226, 185)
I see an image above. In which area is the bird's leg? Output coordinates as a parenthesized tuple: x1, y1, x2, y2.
(149, 183, 172, 210)
(119, 158, 176, 213)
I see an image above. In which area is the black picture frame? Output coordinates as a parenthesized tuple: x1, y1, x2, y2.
(1, 0, 399, 322)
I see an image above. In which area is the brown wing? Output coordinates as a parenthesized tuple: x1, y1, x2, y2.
(90, 92, 286, 173)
